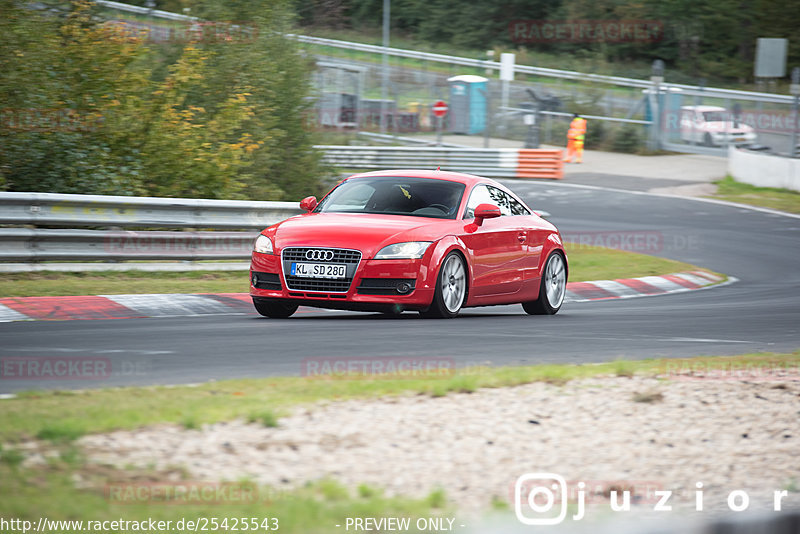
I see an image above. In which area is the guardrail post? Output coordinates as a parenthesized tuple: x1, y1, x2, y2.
(790, 67, 799, 158)
(649, 60, 665, 151)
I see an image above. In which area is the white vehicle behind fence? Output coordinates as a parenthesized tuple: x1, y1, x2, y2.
(679, 105, 757, 147)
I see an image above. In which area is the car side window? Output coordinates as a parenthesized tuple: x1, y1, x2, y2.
(508, 194, 530, 216)
(464, 185, 529, 218)
(489, 187, 513, 216)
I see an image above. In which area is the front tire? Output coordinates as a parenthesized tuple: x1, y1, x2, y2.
(523, 252, 566, 315)
(420, 251, 467, 319)
(253, 298, 298, 319)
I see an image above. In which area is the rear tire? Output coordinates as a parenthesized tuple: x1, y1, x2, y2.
(420, 252, 467, 319)
(523, 252, 566, 315)
(253, 298, 298, 318)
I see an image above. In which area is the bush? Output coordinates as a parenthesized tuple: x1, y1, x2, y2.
(584, 120, 607, 149)
(612, 126, 642, 153)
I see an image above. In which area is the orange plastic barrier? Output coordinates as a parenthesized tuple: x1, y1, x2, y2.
(516, 149, 564, 179)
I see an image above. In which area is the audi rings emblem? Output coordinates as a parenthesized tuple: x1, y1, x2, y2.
(306, 249, 335, 261)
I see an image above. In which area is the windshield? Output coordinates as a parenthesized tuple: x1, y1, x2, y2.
(315, 176, 466, 219)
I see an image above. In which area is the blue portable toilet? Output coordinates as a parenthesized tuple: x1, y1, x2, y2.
(643, 87, 684, 141)
(447, 75, 488, 135)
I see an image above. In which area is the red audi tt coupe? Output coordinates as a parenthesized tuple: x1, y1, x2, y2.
(250, 169, 567, 318)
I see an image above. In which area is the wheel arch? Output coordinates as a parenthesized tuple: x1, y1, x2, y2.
(428, 236, 472, 303)
(540, 232, 569, 281)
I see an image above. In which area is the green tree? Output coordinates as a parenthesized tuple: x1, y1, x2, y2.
(1, 0, 323, 200)
(190, 0, 325, 200)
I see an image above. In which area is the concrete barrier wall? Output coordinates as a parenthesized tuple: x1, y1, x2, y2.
(728, 146, 800, 192)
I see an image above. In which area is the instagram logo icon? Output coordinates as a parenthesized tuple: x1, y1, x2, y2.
(515, 473, 569, 525)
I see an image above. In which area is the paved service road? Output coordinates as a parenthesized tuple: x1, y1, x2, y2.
(1, 180, 798, 392)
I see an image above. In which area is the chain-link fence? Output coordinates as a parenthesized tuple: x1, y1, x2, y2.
(306, 41, 797, 157)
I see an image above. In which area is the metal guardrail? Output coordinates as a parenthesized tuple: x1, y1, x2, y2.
(0, 192, 300, 229)
(94, 0, 198, 21)
(501, 106, 652, 125)
(317, 145, 564, 179)
(356, 131, 467, 148)
(294, 35, 794, 105)
(0, 192, 302, 270)
(0, 228, 254, 262)
(297, 34, 653, 90)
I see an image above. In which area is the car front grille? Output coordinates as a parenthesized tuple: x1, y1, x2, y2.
(282, 248, 361, 264)
(281, 247, 361, 293)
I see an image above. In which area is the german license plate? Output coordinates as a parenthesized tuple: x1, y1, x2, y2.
(291, 263, 346, 279)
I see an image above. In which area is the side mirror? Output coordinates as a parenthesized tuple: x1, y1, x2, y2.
(474, 203, 501, 226)
(300, 196, 318, 212)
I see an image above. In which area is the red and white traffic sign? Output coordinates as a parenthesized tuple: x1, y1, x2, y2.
(432, 101, 448, 117)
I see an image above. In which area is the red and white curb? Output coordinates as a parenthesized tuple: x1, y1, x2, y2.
(564, 270, 731, 303)
(0, 293, 253, 322)
(0, 271, 730, 323)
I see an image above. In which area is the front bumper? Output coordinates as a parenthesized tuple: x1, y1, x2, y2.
(249, 250, 436, 311)
(712, 132, 757, 145)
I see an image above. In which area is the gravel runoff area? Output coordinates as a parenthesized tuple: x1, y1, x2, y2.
(73, 375, 800, 517)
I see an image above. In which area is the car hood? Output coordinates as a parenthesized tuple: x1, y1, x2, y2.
(269, 213, 453, 258)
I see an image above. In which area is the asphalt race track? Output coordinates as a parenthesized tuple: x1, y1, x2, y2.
(2, 177, 799, 393)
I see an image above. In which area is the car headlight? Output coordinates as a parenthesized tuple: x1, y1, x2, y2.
(253, 234, 273, 254)
(374, 242, 432, 260)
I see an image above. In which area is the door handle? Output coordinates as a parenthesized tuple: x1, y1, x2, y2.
(517, 232, 527, 243)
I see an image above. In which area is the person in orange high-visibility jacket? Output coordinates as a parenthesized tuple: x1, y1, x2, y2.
(563, 113, 587, 163)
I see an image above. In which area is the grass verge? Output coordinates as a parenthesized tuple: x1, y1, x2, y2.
(563, 243, 711, 282)
(1, 351, 796, 443)
(0, 245, 716, 297)
(0, 458, 452, 534)
(710, 175, 800, 214)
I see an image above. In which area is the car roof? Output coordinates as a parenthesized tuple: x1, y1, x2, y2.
(346, 169, 496, 187)
(681, 105, 726, 112)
